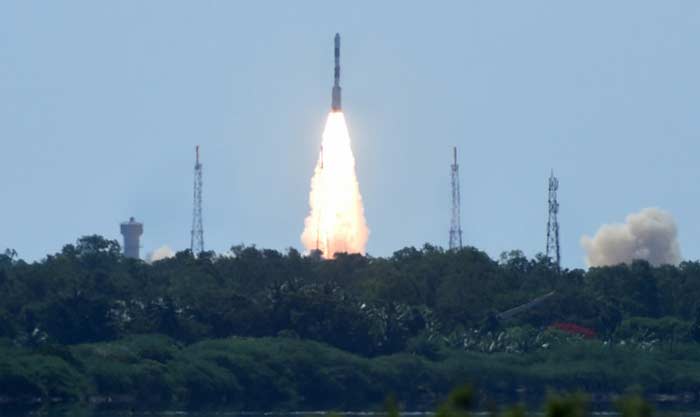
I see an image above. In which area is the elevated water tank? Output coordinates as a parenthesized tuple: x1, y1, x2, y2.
(120, 217, 143, 259)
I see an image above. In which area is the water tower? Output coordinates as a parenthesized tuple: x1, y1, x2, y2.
(120, 217, 143, 259)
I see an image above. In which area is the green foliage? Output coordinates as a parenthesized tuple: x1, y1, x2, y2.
(0, 334, 694, 411)
(0, 343, 89, 402)
(616, 395, 654, 417)
(500, 404, 528, 417)
(2, 236, 700, 410)
(4, 236, 700, 354)
(545, 393, 589, 417)
(405, 333, 448, 360)
(436, 385, 474, 417)
(616, 317, 692, 344)
(384, 394, 400, 417)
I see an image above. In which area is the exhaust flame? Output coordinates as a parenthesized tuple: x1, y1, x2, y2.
(301, 112, 369, 258)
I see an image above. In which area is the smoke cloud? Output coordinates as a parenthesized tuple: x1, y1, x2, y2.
(148, 245, 175, 262)
(581, 207, 681, 267)
(301, 112, 369, 257)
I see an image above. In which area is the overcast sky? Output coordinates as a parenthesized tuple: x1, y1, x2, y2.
(1, 2, 699, 268)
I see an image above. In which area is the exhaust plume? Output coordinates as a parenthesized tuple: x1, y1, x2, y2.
(301, 112, 369, 258)
(148, 245, 175, 262)
(581, 207, 681, 267)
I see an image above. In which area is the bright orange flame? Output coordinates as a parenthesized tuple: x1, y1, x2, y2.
(301, 112, 369, 258)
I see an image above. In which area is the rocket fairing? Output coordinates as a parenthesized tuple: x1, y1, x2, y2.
(331, 33, 342, 111)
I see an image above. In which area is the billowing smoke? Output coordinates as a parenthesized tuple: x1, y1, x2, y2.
(301, 112, 369, 258)
(581, 207, 681, 267)
(148, 245, 175, 262)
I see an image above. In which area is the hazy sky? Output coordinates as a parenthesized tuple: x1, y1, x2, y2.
(1, 2, 699, 268)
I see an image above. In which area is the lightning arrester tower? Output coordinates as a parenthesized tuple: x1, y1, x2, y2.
(191, 145, 204, 256)
(449, 147, 463, 250)
(546, 170, 561, 270)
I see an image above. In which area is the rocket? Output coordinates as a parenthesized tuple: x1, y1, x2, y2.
(331, 33, 342, 111)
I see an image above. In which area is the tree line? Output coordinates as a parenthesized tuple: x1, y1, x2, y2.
(2, 235, 700, 355)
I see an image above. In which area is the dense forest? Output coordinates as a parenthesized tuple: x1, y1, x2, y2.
(3, 235, 700, 411)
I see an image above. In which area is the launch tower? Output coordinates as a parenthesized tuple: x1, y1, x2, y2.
(191, 146, 204, 256)
(546, 170, 561, 270)
(449, 147, 463, 250)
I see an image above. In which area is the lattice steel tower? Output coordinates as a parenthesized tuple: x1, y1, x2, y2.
(546, 170, 561, 269)
(191, 145, 204, 256)
(449, 147, 463, 250)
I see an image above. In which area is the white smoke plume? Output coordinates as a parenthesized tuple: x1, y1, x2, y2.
(301, 112, 369, 258)
(148, 245, 175, 262)
(581, 207, 681, 267)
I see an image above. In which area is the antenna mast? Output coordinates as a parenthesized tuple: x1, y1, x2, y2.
(449, 147, 463, 250)
(546, 170, 561, 270)
(191, 145, 204, 256)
